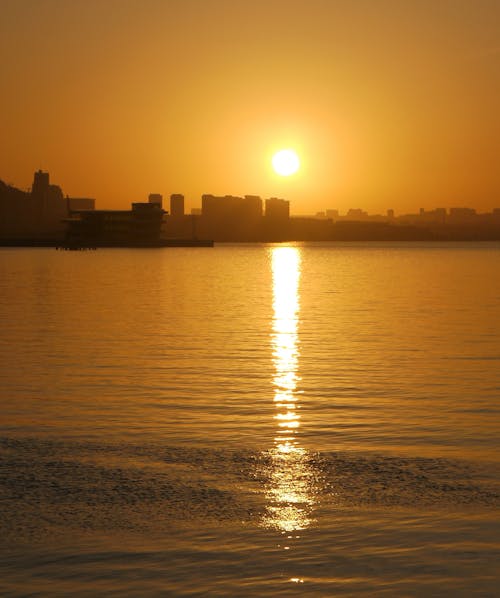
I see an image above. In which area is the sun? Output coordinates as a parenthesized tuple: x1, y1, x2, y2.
(272, 149, 300, 176)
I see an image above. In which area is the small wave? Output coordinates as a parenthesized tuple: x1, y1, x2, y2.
(1, 436, 499, 548)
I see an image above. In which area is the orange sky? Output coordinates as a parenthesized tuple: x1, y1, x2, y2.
(1, 0, 499, 214)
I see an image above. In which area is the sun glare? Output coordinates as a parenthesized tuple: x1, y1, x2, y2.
(272, 149, 300, 177)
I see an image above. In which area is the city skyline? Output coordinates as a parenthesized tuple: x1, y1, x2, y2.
(3, 167, 499, 219)
(1, 0, 499, 215)
(2, 169, 500, 245)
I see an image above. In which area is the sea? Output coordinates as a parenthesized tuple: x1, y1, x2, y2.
(0, 242, 499, 596)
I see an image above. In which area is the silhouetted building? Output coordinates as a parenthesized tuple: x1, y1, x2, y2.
(418, 208, 447, 223)
(148, 193, 163, 208)
(31, 170, 50, 197)
(65, 202, 165, 246)
(265, 197, 289, 220)
(449, 207, 477, 222)
(202, 194, 262, 219)
(263, 197, 290, 240)
(200, 194, 263, 241)
(0, 170, 68, 240)
(326, 209, 339, 220)
(161, 194, 190, 239)
(346, 208, 368, 220)
(170, 194, 184, 217)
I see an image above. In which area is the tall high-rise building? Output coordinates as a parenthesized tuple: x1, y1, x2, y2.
(265, 197, 289, 221)
(170, 194, 184, 217)
(200, 194, 263, 241)
(31, 170, 50, 197)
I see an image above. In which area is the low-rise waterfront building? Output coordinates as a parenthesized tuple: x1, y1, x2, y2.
(65, 202, 165, 247)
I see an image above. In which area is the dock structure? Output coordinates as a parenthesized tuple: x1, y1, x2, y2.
(56, 243, 97, 251)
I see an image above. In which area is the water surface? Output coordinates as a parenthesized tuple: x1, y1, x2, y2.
(1, 243, 499, 595)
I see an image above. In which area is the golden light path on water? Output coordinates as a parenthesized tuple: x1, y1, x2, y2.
(262, 246, 315, 538)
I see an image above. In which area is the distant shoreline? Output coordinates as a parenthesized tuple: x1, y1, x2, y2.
(0, 238, 214, 248)
(1, 238, 500, 248)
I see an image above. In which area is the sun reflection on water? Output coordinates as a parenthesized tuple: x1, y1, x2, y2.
(261, 246, 315, 533)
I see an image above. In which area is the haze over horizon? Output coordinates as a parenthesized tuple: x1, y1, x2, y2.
(1, 0, 499, 214)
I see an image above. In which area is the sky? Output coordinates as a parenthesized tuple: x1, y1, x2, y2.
(1, 0, 499, 215)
